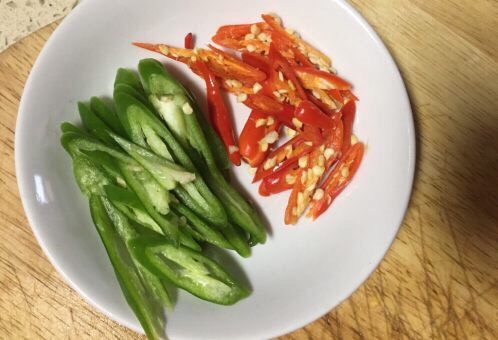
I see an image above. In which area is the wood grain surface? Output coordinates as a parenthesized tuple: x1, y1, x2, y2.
(0, 1, 497, 339)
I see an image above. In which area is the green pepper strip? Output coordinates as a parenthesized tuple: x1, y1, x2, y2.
(130, 235, 250, 305)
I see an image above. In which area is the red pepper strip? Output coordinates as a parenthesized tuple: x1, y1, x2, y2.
(241, 52, 272, 76)
(284, 146, 324, 225)
(262, 14, 331, 66)
(295, 100, 335, 131)
(259, 166, 299, 196)
(340, 100, 356, 156)
(324, 119, 344, 168)
(239, 110, 279, 167)
(308, 142, 364, 220)
(184, 32, 193, 49)
(307, 91, 339, 117)
(207, 44, 267, 84)
(269, 44, 307, 100)
(243, 95, 294, 128)
(133, 42, 266, 84)
(294, 67, 351, 91)
(211, 23, 270, 53)
(252, 128, 320, 182)
(196, 59, 241, 165)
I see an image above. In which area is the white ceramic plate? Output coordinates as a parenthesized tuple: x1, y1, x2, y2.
(15, 0, 415, 338)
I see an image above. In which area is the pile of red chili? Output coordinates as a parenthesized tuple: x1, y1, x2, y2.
(133, 13, 364, 224)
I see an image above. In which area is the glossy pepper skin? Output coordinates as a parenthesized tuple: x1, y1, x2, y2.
(130, 235, 251, 305)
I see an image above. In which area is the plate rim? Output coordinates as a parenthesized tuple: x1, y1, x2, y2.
(14, 0, 416, 338)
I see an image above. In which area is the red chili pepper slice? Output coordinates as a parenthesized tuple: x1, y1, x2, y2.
(196, 59, 241, 165)
(308, 142, 364, 220)
(340, 100, 356, 156)
(258, 166, 299, 196)
(294, 100, 335, 131)
(294, 67, 351, 91)
(239, 110, 279, 167)
(184, 32, 194, 49)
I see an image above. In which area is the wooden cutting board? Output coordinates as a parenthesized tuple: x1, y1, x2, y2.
(0, 1, 496, 338)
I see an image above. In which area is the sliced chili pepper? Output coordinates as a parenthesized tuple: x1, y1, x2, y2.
(262, 14, 331, 66)
(244, 97, 294, 128)
(295, 67, 351, 91)
(207, 44, 267, 84)
(133, 42, 266, 84)
(259, 166, 299, 196)
(307, 91, 337, 117)
(270, 44, 307, 100)
(196, 59, 241, 165)
(294, 100, 335, 131)
(242, 52, 272, 76)
(184, 32, 194, 49)
(308, 142, 364, 220)
(340, 100, 356, 156)
(253, 128, 320, 182)
(212, 22, 270, 53)
(239, 110, 279, 167)
(284, 144, 329, 225)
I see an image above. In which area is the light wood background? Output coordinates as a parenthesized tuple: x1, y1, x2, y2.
(0, 1, 497, 339)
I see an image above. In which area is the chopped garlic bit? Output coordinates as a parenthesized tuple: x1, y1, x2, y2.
(285, 28, 295, 35)
(237, 93, 248, 102)
(304, 141, 313, 147)
(182, 102, 193, 115)
(285, 174, 296, 185)
(313, 189, 325, 200)
(278, 71, 285, 82)
(284, 145, 293, 158)
(318, 155, 325, 166)
(288, 80, 296, 90)
(266, 116, 275, 126)
(264, 131, 279, 144)
(263, 157, 277, 170)
(312, 90, 321, 99)
(190, 55, 197, 62)
(158, 45, 169, 55)
(292, 117, 303, 129)
(258, 32, 269, 42)
(245, 33, 255, 40)
(252, 82, 263, 93)
(273, 90, 282, 99)
(246, 44, 256, 52)
(306, 183, 316, 192)
(298, 155, 308, 168)
(250, 24, 260, 35)
(228, 145, 239, 154)
(285, 126, 297, 137)
(313, 165, 325, 176)
(324, 148, 335, 160)
(259, 141, 269, 152)
(226, 79, 242, 88)
(278, 89, 288, 94)
(341, 167, 350, 178)
(255, 118, 267, 128)
(351, 134, 359, 145)
(301, 170, 308, 184)
(248, 167, 257, 175)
